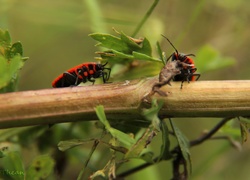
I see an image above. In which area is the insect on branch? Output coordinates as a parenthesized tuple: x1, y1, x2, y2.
(144, 60, 195, 100)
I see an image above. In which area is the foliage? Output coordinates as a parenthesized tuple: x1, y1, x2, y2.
(0, 145, 54, 180)
(58, 100, 168, 179)
(0, 0, 249, 179)
(0, 29, 28, 93)
(195, 44, 236, 73)
(90, 31, 160, 63)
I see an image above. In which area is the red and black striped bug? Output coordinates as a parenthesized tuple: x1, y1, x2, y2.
(161, 35, 200, 88)
(52, 62, 111, 88)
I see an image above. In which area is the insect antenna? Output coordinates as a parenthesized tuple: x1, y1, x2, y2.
(161, 34, 179, 55)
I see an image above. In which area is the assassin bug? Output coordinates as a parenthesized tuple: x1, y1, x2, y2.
(150, 60, 193, 97)
(52, 62, 111, 88)
(161, 35, 200, 88)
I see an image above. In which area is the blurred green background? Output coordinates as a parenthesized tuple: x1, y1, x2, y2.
(1, 0, 250, 179)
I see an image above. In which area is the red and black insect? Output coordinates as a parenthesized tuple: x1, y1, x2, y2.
(161, 35, 200, 88)
(52, 62, 111, 88)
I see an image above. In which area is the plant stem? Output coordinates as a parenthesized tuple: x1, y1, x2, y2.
(189, 117, 233, 146)
(132, 0, 159, 37)
(1, 78, 250, 129)
(116, 117, 235, 179)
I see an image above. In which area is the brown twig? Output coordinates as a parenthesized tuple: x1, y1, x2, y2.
(189, 117, 233, 146)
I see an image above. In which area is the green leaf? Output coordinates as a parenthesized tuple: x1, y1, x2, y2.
(109, 127, 136, 148)
(0, 146, 9, 158)
(89, 170, 106, 179)
(1, 151, 25, 180)
(221, 119, 241, 138)
(89, 33, 130, 52)
(156, 41, 165, 65)
(0, 56, 9, 88)
(158, 119, 172, 161)
(5, 42, 24, 60)
(125, 99, 164, 159)
(11, 42, 23, 56)
(137, 37, 152, 56)
(125, 128, 155, 159)
(139, 151, 154, 163)
(90, 31, 161, 64)
(142, 99, 164, 131)
(9, 55, 25, 74)
(120, 31, 142, 49)
(196, 44, 236, 73)
(0, 55, 24, 90)
(238, 117, 250, 143)
(169, 118, 192, 176)
(0, 29, 11, 47)
(58, 139, 94, 151)
(0, 28, 29, 92)
(111, 49, 134, 59)
(133, 51, 161, 62)
(26, 155, 55, 180)
(95, 105, 136, 148)
(88, 157, 116, 179)
(95, 105, 111, 130)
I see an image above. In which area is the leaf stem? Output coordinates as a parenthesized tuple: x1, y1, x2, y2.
(189, 117, 233, 146)
(132, 0, 159, 37)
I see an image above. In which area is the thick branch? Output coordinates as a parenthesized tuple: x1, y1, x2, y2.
(0, 77, 250, 129)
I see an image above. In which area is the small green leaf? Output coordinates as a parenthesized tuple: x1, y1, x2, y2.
(133, 51, 161, 62)
(1, 151, 24, 180)
(238, 117, 250, 143)
(111, 49, 134, 59)
(0, 29, 11, 47)
(109, 127, 136, 148)
(0, 146, 9, 158)
(0, 151, 4, 158)
(120, 31, 142, 49)
(156, 41, 165, 65)
(0, 55, 25, 90)
(95, 105, 135, 148)
(125, 128, 154, 158)
(95, 105, 111, 130)
(142, 99, 164, 131)
(139, 151, 154, 163)
(89, 170, 106, 179)
(196, 44, 236, 73)
(169, 119, 192, 176)
(137, 37, 152, 56)
(221, 119, 241, 138)
(26, 155, 55, 180)
(9, 55, 25, 73)
(158, 119, 172, 161)
(90, 31, 161, 64)
(58, 139, 94, 151)
(88, 157, 116, 179)
(0, 56, 9, 88)
(125, 99, 164, 159)
(239, 122, 248, 143)
(11, 42, 23, 56)
(0, 28, 29, 92)
(89, 33, 130, 52)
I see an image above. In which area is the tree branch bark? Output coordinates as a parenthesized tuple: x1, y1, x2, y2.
(0, 77, 250, 129)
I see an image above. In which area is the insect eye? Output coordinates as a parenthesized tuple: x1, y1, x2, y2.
(178, 54, 183, 60)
